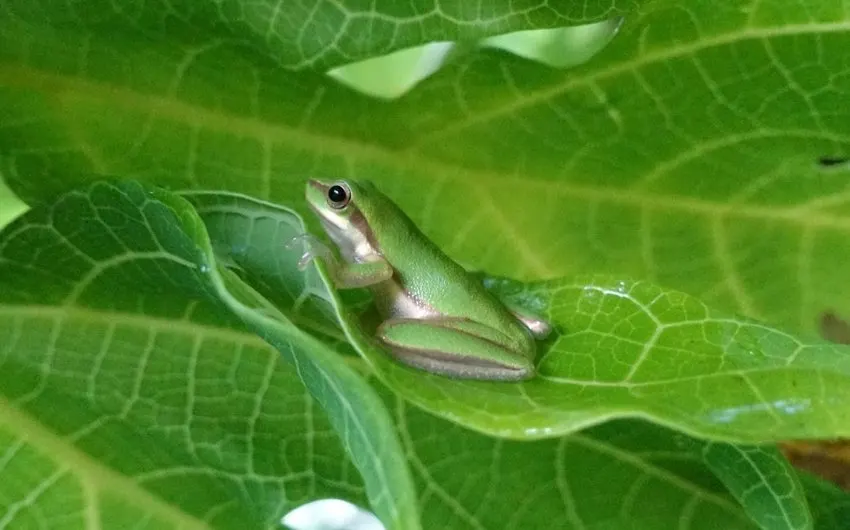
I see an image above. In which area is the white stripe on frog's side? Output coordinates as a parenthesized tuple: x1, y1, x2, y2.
(371, 278, 442, 320)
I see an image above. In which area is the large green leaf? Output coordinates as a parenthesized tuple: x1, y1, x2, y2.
(2, 1, 849, 338)
(181, 190, 344, 341)
(331, 272, 850, 443)
(0, 180, 419, 529)
(3, 0, 850, 527)
(393, 409, 764, 530)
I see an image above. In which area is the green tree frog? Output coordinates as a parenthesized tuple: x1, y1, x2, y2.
(299, 179, 551, 381)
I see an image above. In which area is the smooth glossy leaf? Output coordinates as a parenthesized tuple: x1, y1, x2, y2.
(0, 180, 419, 529)
(3, 0, 850, 527)
(395, 410, 842, 530)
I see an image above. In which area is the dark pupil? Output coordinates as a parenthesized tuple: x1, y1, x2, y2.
(328, 185, 347, 203)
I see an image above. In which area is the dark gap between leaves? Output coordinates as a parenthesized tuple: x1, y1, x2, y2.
(817, 156, 849, 168)
(819, 310, 850, 345)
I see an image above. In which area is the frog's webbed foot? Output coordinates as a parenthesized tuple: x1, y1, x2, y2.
(285, 233, 336, 271)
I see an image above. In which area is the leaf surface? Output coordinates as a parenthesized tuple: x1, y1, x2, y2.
(702, 443, 811, 530)
(3, 180, 849, 529)
(0, 180, 419, 529)
(329, 272, 850, 443)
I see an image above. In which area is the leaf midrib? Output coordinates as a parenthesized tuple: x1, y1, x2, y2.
(570, 433, 750, 521)
(3, 66, 848, 232)
(0, 303, 272, 349)
(4, 16, 850, 283)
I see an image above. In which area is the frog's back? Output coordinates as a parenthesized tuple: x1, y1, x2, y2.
(364, 186, 528, 344)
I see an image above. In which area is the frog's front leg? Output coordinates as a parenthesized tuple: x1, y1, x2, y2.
(288, 234, 393, 288)
(322, 257, 393, 289)
(376, 318, 535, 381)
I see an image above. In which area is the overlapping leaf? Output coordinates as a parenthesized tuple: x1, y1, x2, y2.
(702, 443, 811, 530)
(0, 180, 418, 529)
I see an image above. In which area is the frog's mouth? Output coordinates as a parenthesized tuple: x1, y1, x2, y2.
(319, 216, 346, 245)
(306, 199, 346, 238)
(305, 195, 355, 258)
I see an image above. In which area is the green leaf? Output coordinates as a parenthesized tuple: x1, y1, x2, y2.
(395, 409, 761, 529)
(396, 408, 843, 530)
(0, 180, 419, 529)
(4, 1, 850, 527)
(327, 272, 850, 443)
(180, 190, 343, 341)
(701, 443, 811, 530)
(0, 179, 762, 530)
(0, 0, 635, 70)
(800, 472, 850, 528)
(4, 180, 850, 528)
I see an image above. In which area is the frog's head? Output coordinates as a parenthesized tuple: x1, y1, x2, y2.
(305, 178, 382, 259)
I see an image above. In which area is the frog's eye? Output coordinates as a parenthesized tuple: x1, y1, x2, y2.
(327, 183, 351, 209)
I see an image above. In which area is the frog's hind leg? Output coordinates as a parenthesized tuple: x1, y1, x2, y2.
(376, 318, 535, 381)
(504, 302, 552, 339)
(471, 274, 552, 339)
